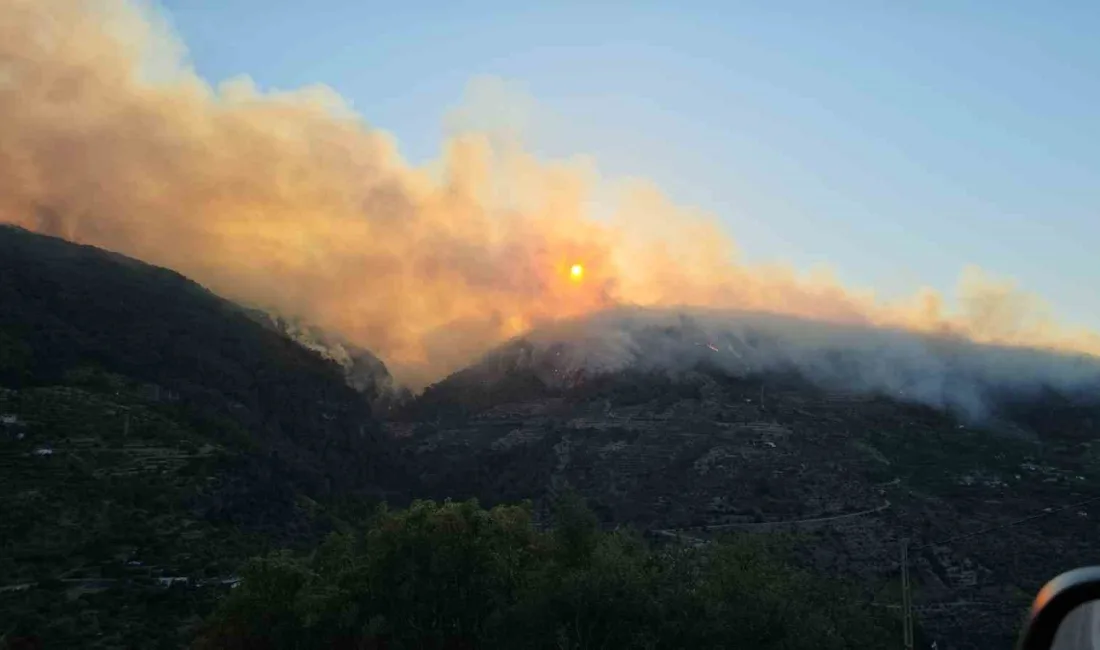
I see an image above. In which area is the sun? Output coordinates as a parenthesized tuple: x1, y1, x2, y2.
(569, 263, 584, 281)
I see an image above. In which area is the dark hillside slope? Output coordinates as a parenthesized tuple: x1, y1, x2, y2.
(0, 225, 402, 497)
(0, 226, 409, 647)
(395, 320, 1100, 650)
(241, 309, 402, 407)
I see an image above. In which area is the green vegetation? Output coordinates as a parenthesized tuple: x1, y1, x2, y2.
(0, 227, 898, 648)
(863, 420, 1100, 500)
(0, 380, 270, 648)
(197, 495, 895, 650)
(1, 581, 229, 650)
(0, 378, 272, 577)
(0, 227, 406, 648)
(0, 225, 405, 498)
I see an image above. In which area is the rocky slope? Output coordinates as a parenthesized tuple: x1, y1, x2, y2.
(395, 331, 1100, 650)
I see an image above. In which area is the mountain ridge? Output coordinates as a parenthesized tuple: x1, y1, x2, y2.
(405, 305, 1100, 436)
(3, 226, 1099, 650)
(0, 224, 402, 492)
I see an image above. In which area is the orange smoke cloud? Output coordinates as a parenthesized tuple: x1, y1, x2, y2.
(2, 0, 1098, 388)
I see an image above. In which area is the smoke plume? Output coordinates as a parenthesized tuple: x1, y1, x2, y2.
(498, 308, 1100, 420)
(2, 0, 1099, 390)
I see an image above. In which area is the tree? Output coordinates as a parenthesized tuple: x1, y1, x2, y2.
(550, 488, 599, 567)
(196, 499, 896, 650)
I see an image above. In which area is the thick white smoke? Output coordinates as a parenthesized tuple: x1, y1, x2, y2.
(2, 0, 1099, 395)
(497, 308, 1100, 421)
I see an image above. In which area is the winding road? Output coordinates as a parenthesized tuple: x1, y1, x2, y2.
(652, 499, 892, 544)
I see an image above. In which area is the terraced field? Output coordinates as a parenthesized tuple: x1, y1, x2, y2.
(0, 382, 265, 648)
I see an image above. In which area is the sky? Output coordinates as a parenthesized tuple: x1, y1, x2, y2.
(156, 0, 1100, 329)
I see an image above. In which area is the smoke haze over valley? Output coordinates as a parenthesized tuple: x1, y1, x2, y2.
(3, 0, 1099, 410)
(5, 6, 1100, 647)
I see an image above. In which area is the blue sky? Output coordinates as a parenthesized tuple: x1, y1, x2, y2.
(157, 0, 1099, 329)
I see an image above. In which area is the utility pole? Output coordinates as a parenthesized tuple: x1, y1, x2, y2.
(901, 539, 914, 650)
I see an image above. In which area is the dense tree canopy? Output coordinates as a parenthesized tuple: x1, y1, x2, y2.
(197, 495, 895, 650)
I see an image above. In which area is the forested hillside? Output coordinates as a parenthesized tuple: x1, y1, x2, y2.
(0, 226, 408, 647)
(0, 225, 404, 496)
(6, 226, 1092, 650)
